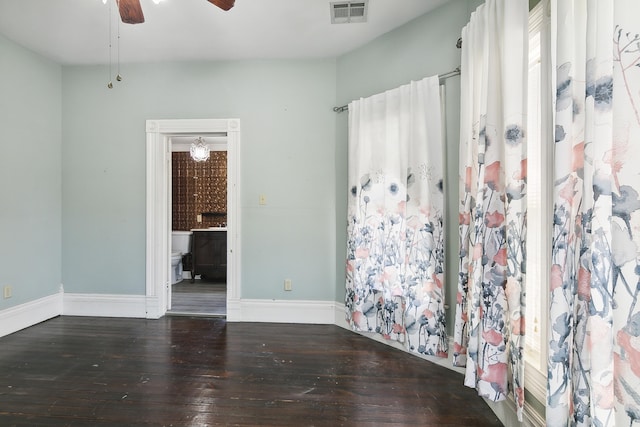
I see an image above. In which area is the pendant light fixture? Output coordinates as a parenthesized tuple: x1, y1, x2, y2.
(190, 137, 210, 162)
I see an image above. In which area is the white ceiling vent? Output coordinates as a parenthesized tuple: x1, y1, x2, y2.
(330, 1, 368, 24)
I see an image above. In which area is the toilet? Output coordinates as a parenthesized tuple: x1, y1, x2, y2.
(171, 231, 193, 285)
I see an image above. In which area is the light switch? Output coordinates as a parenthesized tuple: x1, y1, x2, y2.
(259, 194, 267, 205)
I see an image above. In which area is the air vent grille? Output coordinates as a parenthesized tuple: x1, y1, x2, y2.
(330, 1, 368, 24)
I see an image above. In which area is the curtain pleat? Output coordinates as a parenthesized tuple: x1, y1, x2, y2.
(453, 0, 529, 420)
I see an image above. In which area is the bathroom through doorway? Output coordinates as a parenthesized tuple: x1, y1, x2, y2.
(168, 134, 228, 317)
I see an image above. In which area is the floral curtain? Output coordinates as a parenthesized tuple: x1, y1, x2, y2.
(453, 0, 529, 420)
(345, 76, 447, 357)
(547, 1, 640, 425)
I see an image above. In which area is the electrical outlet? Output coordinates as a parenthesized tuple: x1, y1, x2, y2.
(197, 214, 202, 223)
(3, 286, 12, 299)
(284, 279, 292, 291)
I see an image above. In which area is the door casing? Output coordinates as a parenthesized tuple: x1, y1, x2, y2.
(145, 118, 241, 318)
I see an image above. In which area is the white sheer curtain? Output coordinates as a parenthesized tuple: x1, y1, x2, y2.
(453, 0, 529, 420)
(345, 76, 447, 357)
(547, 1, 640, 425)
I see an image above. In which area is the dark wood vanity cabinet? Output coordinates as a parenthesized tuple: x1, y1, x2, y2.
(191, 231, 227, 283)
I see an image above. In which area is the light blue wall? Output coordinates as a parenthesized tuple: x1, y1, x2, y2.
(61, 59, 337, 300)
(0, 34, 62, 307)
(2, 0, 483, 311)
(334, 0, 483, 329)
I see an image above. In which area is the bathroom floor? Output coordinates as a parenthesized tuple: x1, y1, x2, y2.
(168, 279, 226, 316)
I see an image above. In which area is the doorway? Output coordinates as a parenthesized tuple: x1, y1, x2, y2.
(145, 119, 241, 319)
(168, 135, 228, 316)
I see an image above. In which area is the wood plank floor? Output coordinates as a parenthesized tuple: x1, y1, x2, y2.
(169, 280, 226, 316)
(0, 316, 503, 426)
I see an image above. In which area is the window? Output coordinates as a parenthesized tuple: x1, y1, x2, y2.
(524, 0, 551, 407)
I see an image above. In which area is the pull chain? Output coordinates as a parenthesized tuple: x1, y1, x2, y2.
(107, 0, 113, 88)
(116, 9, 122, 82)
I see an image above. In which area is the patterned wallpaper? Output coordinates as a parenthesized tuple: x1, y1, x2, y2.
(172, 151, 227, 231)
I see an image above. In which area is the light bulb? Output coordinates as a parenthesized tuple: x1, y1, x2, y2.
(190, 137, 210, 162)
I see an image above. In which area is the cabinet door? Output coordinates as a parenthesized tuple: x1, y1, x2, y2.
(192, 232, 226, 282)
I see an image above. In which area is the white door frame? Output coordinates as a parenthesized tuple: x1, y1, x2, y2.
(145, 119, 241, 319)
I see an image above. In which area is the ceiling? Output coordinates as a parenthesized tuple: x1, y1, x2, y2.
(0, 0, 449, 65)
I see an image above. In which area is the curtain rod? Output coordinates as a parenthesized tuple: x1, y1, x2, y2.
(332, 66, 461, 113)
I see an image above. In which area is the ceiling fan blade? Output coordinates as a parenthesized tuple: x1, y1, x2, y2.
(117, 0, 145, 24)
(207, 0, 235, 11)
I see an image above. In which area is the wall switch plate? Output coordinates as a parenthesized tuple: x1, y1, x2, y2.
(3, 286, 11, 299)
(197, 214, 202, 222)
(284, 279, 292, 291)
(259, 194, 267, 205)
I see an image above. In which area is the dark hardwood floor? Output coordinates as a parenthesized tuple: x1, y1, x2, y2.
(0, 316, 502, 426)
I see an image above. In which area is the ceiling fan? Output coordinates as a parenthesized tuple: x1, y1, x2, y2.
(116, 0, 235, 24)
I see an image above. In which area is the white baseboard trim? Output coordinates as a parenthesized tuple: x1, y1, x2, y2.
(145, 296, 162, 319)
(63, 293, 148, 318)
(227, 298, 339, 324)
(334, 302, 350, 329)
(0, 293, 63, 338)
